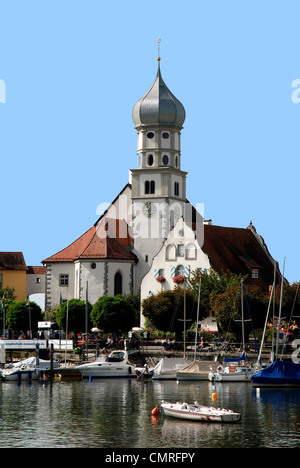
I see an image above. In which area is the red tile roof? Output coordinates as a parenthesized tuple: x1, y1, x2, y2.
(202, 224, 280, 289)
(43, 218, 135, 263)
(0, 252, 27, 271)
(27, 266, 46, 275)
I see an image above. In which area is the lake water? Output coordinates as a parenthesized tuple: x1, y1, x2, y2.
(1, 378, 300, 449)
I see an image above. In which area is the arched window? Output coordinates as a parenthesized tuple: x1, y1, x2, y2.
(166, 244, 176, 261)
(114, 272, 123, 295)
(145, 180, 155, 194)
(145, 181, 150, 194)
(176, 265, 185, 276)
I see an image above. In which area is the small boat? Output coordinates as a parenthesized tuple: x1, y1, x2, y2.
(151, 357, 190, 380)
(135, 364, 153, 381)
(76, 350, 136, 378)
(208, 353, 255, 382)
(161, 401, 241, 423)
(0, 357, 60, 382)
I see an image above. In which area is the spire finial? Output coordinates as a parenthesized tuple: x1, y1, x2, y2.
(156, 38, 161, 62)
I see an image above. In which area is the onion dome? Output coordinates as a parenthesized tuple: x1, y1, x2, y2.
(132, 61, 186, 128)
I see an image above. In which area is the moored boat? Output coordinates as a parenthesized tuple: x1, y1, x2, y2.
(76, 350, 136, 378)
(208, 354, 255, 382)
(251, 360, 300, 387)
(0, 357, 60, 382)
(176, 360, 210, 381)
(161, 401, 241, 423)
(151, 357, 190, 380)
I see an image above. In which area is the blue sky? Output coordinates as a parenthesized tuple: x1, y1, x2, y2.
(0, 1, 299, 283)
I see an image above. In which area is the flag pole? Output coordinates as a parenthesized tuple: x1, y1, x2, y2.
(85, 281, 88, 362)
(65, 300, 69, 365)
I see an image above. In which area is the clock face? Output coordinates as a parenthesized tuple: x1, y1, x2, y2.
(143, 201, 156, 217)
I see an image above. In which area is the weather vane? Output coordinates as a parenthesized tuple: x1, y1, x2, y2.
(156, 38, 161, 61)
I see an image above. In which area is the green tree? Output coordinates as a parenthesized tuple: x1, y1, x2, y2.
(0, 286, 16, 301)
(91, 295, 137, 334)
(210, 284, 269, 341)
(6, 301, 42, 335)
(142, 286, 200, 339)
(56, 299, 92, 338)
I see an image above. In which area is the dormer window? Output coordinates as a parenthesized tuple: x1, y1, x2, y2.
(251, 269, 259, 279)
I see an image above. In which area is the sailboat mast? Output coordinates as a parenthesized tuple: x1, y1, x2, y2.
(241, 278, 245, 353)
(275, 257, 286, 360)
(194, 275, 202, 361)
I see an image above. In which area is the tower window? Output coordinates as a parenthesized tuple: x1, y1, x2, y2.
(174, 182, 179, 196)
(145, 180, 155, 194)
(147, 154, 154, 166)
(147, 132, 154, 139)
(162, 132, 169, 139)
(175, 156, 179, 168)
(162, 155, 169, 166)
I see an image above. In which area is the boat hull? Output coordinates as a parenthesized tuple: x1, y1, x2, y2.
(76, 351, 137, 378)
(77, 365, 136, 378)
(161, 403, 241, 423)
(176, 373, 208, 381)
(208, 372, 253, 382)
(1, 369, 41, 381)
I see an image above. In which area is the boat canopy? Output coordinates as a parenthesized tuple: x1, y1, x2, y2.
(152, 358, 189, 375)
(224, 352, 245, 363)
(251, 360, 300, 385)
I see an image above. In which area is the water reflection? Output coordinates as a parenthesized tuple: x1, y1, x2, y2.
(0, 379, 300, 448)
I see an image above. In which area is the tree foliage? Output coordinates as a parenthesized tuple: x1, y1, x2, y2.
(91, 295, 137, 334)
(56, 299, 92, 335)
(142, 286, 200, 339)
(6, 301, 42, 333)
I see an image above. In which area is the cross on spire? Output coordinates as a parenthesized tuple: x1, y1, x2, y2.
(156, 38, 161, 61)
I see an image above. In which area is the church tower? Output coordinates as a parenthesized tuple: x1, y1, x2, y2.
(130, 54, 187, 288)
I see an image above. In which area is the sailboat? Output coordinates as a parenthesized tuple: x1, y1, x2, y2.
(251, 258, 300, 387)
(208, 279, 256, 382)
(176, 274, 210, 381)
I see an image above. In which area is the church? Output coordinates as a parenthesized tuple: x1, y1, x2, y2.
(43, 57, 280, 323)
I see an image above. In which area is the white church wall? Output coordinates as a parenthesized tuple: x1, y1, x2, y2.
(140, 218, 211, 327)
(80, 261, 106, 304)
(46, 263, 75, 309)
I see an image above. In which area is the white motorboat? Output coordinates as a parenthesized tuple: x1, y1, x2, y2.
(208, 358, 255, 382)
(151, 357, 190, 380)
(161, 401, 241, 423)
(76, 350, 136, 378)
(0, 357, 60, 382)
